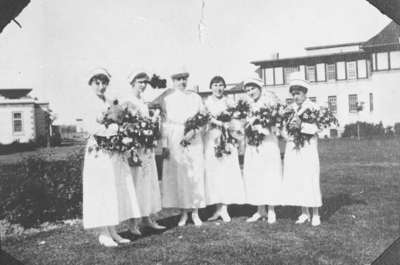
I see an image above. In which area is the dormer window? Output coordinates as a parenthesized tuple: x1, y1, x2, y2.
(346, 61, 357, 80)
(305, 65, 316, 82)
(326, 64, 336, 80)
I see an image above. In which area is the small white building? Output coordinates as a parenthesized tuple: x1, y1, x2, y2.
(251, 21, 400, 136)
(0, 88, 52, 144)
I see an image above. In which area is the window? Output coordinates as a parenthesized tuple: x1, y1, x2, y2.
(309, 97, 317, 103)
(328, 96, 337, 113)
(336, 61, 346, 80)
(264, 68, 274, 85)
(369, 93, 374, 112)
(346, 61, 357, 80)
(357, 60, 367, 78)
(274, 67, 284, 85)
(286, 98, 293, 105)
(377, 52, 389, 70)
(349, 94, 358, 113)
(326, 64, 336, 80)
(284, 66, 299, 84)
(390, 51, 400, 69)
(305, 65, 316, 82)
(12, 112, 23, 133)
(316, 64, 326, 81)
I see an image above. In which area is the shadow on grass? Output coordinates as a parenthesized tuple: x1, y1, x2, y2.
(320, 193, 367, 221)
(196, 193, 367, 222)
(119, 214, 182, 241)
(0, 250, 24, 265)
(118, 192, 367, 240)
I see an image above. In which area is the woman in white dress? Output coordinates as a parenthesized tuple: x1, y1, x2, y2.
(204, 76, 245, 222)
(125, 72, 165, 235)
(281, 74, 322, 226)
(242, 78, 282, 224)
(82, 68, 141, 247)
(159, 70, 206, 226)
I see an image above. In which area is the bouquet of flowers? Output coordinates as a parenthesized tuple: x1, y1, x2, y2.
(213, 115, 240, 157)
(214, 129, 238, 158)
(148, 103, 162, 119)
(210, 108, 243, 158)
(215, 110, 232, 123)
(245, 103, 285, 147)
(90, 105, 134, 153)
(123, 116, 161, 149)
(284, 104, 338, 149)
(317, 107, 339, 129)
(121, 115, 161, 166)
(244, 126, 266, 147)
(226, 99, 250, 119)
(209, 99, 249, 153)
(180, 112, 210, 147)
(255, 103, 286, 129)
(90, 104, 161, 167)
(97, 103, 132, 128)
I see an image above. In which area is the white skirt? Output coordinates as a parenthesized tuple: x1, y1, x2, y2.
(243, 134, 282, 206)
(130, 149, 162, 217)
(162, 124, 206, 209)
(204, 128, 245, 205)
(281, 136, 322, 207)
(82, 137, 141, 229)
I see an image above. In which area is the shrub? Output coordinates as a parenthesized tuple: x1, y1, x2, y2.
(394, 123, 400, 136)
(0, 150, 84, 228)
(0, 140, 38, 155)
(385, 126, 394, 137)
(342, 122, 386, 138)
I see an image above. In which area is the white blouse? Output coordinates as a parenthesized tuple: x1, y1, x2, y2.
(80, 92, 110, 135)
(163, 89, 204, 124)
(204, 96, 233, 117)
(123, 95, 150, 118)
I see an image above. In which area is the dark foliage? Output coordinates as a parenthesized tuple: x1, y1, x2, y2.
(342, 121, 394, 138)
(0, 151, 84, 228)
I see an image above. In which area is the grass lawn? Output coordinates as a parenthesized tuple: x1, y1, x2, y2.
(2, 138, 400, 265)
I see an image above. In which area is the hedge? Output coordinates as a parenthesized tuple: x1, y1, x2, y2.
(0, 150, 84, 228)
(342, 122, 396, 138)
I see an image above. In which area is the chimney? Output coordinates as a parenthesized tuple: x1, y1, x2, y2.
(271, 52, 279, 60)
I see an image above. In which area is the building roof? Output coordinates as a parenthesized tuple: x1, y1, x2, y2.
(363, 21, 400, 48)
(252, 21, 400, 68)
(305, 42, 364, 51)
(366, 0, 400, 25)
(0, 88, 32, 99)
(251, 50, 369, 67)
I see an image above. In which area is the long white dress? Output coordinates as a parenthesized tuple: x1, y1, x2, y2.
(82, 92, 141, 229)
(281, 99, 322, 207)
(125, 96, 162, 217)
(161, 89, 206, 209)
(242, 95, 283, 206)
(203, 96, 245, 205)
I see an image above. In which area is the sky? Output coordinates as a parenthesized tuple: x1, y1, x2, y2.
(0, 0, 391, 124)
